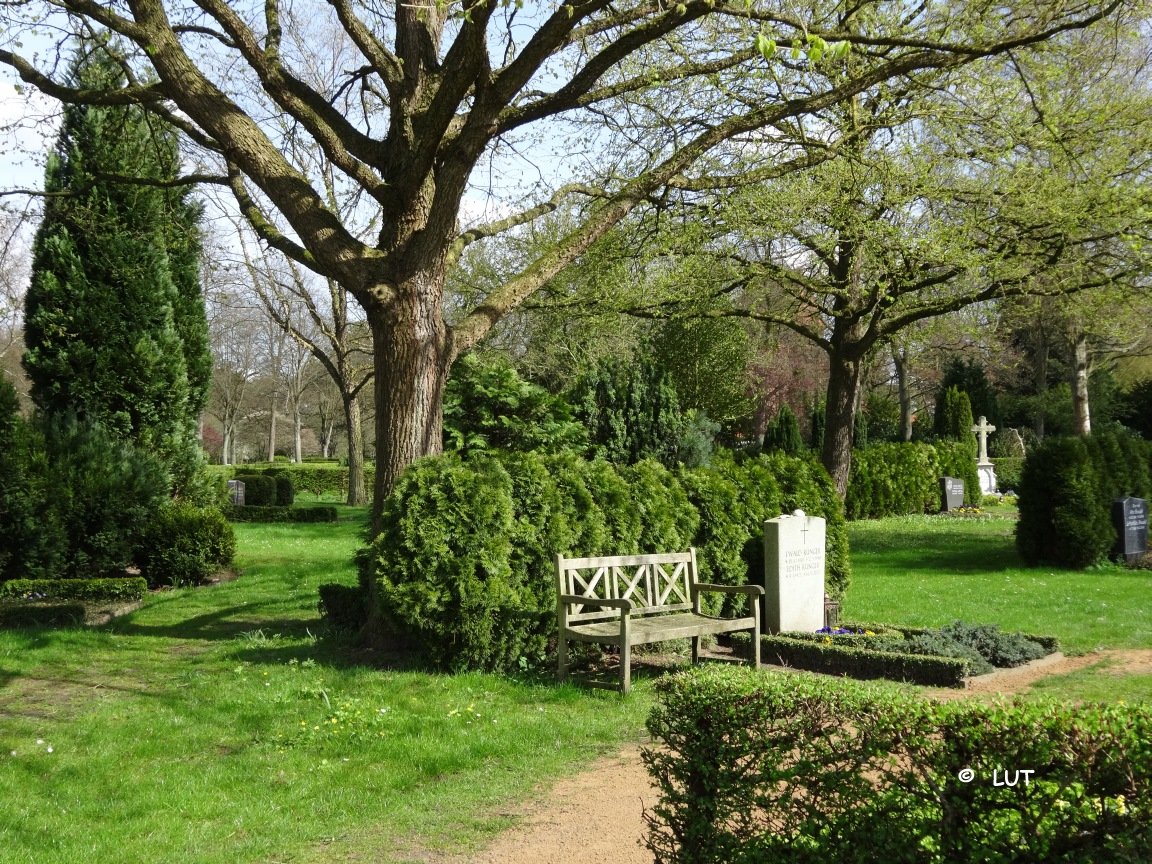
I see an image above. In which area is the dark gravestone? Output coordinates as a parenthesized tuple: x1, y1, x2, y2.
(227, 479, 246, 507)
(940, 476, 965, 512)
(1112, 497, 1148, 563)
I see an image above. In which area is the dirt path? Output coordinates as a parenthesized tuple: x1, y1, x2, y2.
(436, 649, 1152, 864)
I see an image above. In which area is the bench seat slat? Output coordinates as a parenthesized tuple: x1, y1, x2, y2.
(566, 601, 694, 622)
(565, 613, 758, 646)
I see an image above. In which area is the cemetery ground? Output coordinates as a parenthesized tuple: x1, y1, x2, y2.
(1, 500, 1150, 863)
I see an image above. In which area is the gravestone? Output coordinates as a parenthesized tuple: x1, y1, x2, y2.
(970, 415, 998, 495)
(940, 476, 965, 511)
(763, 509, 826, 633)
(227, 479, 246, 506)
(1112, 497, 1148, 563)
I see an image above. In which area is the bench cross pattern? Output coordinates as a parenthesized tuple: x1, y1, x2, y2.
(555, 549, 763, 693)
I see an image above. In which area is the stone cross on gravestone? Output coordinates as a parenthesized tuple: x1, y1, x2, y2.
(970, 415, 996, 462)
(970, 415, 998, 495)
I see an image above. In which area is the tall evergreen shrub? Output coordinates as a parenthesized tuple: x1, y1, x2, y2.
(23, 40, 211, 496)
(0, 378, 57, 581)
(762, 404, 804, 455)
(1016, 437, 1114, 568)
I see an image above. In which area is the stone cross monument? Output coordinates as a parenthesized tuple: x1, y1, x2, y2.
(970, 415, 998, 495)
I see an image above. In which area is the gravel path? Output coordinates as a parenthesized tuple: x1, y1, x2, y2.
(433, 649, 1152, 864)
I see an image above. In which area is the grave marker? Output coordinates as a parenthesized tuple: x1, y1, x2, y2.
(763, 509, 826, 633)
(1112, 496, 1148, 563)
(940, 476, 965, 511)
(227, 479, 246, 506)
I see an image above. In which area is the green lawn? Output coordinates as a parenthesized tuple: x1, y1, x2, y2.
(0, 509, 651, 864)
(842, 510, 1152, 653)
(2, 503, 1150, 862)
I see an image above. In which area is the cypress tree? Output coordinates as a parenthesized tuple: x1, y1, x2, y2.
(763, 404, 804, 455)
(22, 40, 209, 491)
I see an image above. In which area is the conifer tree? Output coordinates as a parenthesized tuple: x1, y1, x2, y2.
(763, 405, 804, 455)
(23, 40, 210, 492)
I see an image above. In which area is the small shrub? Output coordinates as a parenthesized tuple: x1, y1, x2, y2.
(939, 620, 1049, 668)
(265, 471, 296, 506)
(318, 583, 367, 632)
(234, 473, 277, 506)
(138, 503, 236, 587)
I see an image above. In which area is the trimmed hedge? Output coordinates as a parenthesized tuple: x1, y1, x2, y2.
(318, 583, 367, 632)
(846, 441, 980, 520)
(358, 450, 849, 672)
(224, 505, 339, 523)
(0, 577, 147, 603)
(234, 473, 277, 506)
(644, 665, 1152, 864)
(212, 463, 371, 498)
(733, 632, 972, 688)
(1016, 430, 1152, 568)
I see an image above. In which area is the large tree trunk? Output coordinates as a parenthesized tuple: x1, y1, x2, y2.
(267, 399, 277, 461)
(344, 391, 367, 506)
(821, 350, 865, 499)
(893, 344, 914, 442)
(1071, 331, 1091, 437)
(368, 270, 451, 533)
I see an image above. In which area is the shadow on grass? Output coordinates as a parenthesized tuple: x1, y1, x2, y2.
(111, 601, 315, 643)
(855, 527, 1023, 574)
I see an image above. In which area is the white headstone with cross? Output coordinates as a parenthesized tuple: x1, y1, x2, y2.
(970, 415, 998, 494)
(763, 509, 826, 633)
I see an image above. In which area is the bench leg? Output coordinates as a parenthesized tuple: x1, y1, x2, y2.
(557, 630, 569, 682)
(751, 620, 761, 669)
(620, 642, 631, 695)
(691, 635, 700, 665)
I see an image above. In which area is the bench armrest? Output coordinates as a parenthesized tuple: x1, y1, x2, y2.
(558, 595, 634, 612)
(695, 583, 765, 596)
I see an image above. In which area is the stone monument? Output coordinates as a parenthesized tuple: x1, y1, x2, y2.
(970, 415, 998, 495)
(763, 509, 826, 633)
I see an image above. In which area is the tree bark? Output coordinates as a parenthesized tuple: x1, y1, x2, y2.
(267, 399, 277, 461)
(893, 344, 914, 442)
(821, 350, 865, 499)
(1071, 330, 1091, 436)
(344, 391, 367, 506)
(368, 267, 451, 533)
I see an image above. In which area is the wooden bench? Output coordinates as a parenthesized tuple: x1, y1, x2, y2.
(555, 548, 763, 693)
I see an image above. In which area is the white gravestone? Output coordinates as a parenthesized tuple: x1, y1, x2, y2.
(970, 415, 998, 495)
(763, 509, 826, 633)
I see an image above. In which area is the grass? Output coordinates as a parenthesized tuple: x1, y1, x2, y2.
(2, 501, 1150, 862)
(842, 509, 1152, 653)
(0, 506, 652, 864)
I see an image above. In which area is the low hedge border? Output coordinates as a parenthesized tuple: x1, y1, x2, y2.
(224, 505, 339, 523)
(645, 665, 1152, 864)
(0, 577, 147, 603)
(742, 632, 973, 688)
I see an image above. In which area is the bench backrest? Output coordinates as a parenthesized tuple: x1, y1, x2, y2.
(555, 549, 698, 623)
